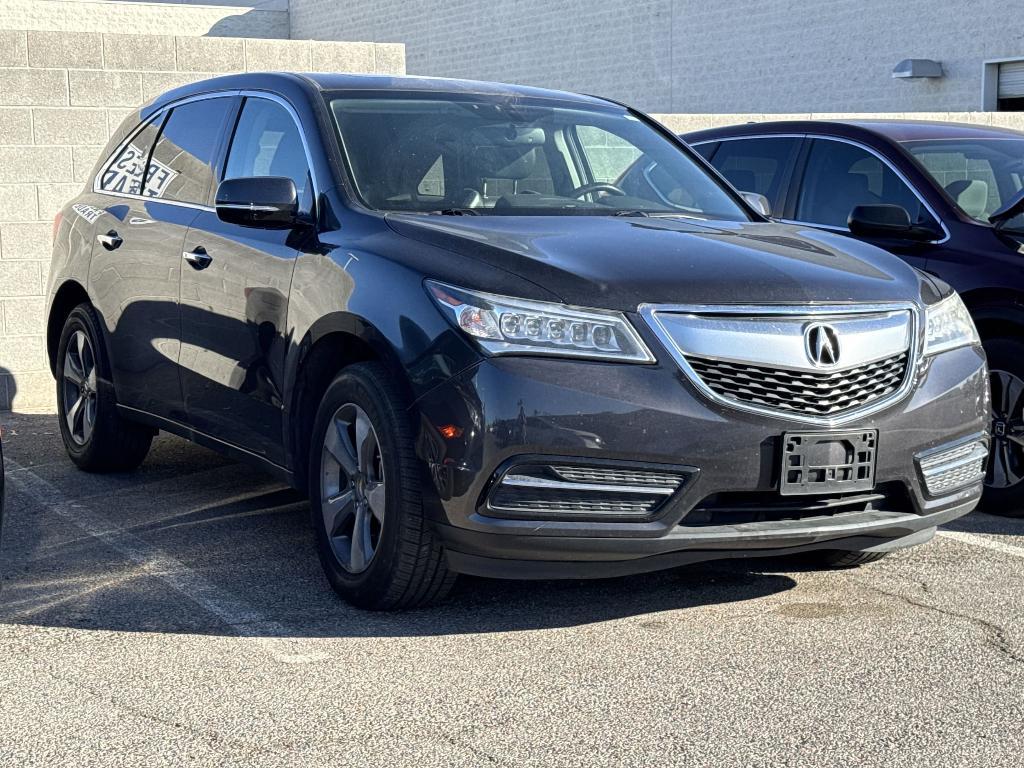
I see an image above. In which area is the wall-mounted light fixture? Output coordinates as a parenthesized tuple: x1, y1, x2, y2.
(892, 59, 944, 79)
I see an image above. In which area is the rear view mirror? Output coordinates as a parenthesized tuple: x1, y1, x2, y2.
(739, 191, 771, 217)
(216, 177, 299, 229)
(848, 204, 938, 241)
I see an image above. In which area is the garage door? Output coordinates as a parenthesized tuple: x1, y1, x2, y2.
(998, 60, 1024, 99)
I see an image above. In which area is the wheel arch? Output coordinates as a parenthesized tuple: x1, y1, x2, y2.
(285, 312, 415, 493)
(46, 280, 92, 376)
(960, 289, 1024, 340)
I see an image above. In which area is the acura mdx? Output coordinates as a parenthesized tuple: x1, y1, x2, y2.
(47, 74, 990, 609)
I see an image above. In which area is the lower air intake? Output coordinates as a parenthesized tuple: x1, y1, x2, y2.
(485, 461, 691, 521)
(918, 439, 987, 496)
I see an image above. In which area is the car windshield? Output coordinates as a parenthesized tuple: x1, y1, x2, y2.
(328, 92, 748, 219)
(903, 137, 1024, 231)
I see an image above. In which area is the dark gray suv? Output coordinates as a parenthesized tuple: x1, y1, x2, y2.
(46, 73, 990, 609)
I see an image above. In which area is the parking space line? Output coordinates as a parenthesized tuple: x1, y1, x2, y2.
(937, 529, 1024, 559)
(4, 457, 327, 664)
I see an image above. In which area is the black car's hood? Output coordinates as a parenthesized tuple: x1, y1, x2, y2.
(385, 214, 935, 310)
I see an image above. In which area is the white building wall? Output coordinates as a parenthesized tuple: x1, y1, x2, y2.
(289, 0, 1023, 114)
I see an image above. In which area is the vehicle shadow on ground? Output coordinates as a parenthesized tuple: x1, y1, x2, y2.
(941, 510, 1023, 536)
(1, 411, 798, 637)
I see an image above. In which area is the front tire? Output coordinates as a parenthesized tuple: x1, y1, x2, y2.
(982, 337, 1024, 517)
(56, 304, 153, 472)
(308, 362, 455, 610)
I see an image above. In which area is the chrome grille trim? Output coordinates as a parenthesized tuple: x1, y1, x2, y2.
(550, 465, 683, 488)
(485, 461, 693, 520)
(640, 302, 921, 426)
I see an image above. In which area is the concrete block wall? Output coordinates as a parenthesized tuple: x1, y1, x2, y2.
(0, 29, 405, 411)
(0, 0, 289, 39)
(289, 0, 1022, 114)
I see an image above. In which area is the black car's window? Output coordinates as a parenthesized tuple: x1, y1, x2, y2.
(224, 97, 312, 205)
(796, 138, 929, 228)
(691, 141, 719, 161)
(706, 137, 800, 205)
(144, 97, 233, 203)
(100, 120, 162, 195)
(904, 138, 1024, 228)
(328, 95, 748, 219)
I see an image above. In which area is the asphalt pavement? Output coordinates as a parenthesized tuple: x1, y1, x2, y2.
(1, 410, 1022, 767)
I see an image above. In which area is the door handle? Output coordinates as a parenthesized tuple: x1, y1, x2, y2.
(96, 230, 123, 250)
(183, 247, 212, 270)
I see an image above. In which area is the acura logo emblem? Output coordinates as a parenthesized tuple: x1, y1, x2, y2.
(805, 323, 840, 366)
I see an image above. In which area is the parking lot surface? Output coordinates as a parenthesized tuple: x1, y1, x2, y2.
(1, 411, 1023, 767)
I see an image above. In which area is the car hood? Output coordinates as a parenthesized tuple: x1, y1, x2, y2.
(385, 214, 934, 311)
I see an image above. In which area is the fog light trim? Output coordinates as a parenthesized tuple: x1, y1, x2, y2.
(917, 438, 988, 496)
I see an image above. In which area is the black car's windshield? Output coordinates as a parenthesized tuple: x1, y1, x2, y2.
(904, 138, 1024, 231)
(328, 93, 748, 219)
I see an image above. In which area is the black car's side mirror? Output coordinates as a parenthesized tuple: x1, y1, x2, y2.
(216, 177, 299, 229)
(848, 204, 938, 241)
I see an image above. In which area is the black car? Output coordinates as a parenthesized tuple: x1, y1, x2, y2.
(47, 74, 989, 609)
(684, 120, 1024, 513)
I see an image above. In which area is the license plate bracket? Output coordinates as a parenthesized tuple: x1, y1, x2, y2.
(780, 430, 878, 496)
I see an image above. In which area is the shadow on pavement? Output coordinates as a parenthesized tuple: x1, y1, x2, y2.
(1, 411, 798, 637)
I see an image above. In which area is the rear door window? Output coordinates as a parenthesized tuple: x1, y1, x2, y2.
(795, 138, 932, 228)
(706, 137, 801, 208)
(145, 97, 234, 203)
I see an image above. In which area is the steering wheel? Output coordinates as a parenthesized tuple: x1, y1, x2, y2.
(570, 182, 627, 199)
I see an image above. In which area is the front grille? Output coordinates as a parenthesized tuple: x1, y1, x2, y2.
(485, 460, 692, 521)
(688, 352, 909, 417)
(682, 483, 911, 527)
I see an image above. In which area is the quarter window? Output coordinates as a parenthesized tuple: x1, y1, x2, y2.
(796, 139, 929, 228)
(706, 137, 800, 204)
(224, 98, 312, 205)
(100, 120, 161, 195)
(144, 97, 234, 204)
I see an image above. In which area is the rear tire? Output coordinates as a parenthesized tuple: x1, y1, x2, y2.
(308, 362, 455, 610)
(56, 303, 153, 472)
(809, 550, 888, 569)
(981, 337, 1024, 517)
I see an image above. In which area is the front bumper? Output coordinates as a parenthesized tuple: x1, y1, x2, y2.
(413, 343, 989, 578)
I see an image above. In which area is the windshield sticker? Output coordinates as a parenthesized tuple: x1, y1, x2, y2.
(72, 203, 106, 224)
(101, 143, 178, 199)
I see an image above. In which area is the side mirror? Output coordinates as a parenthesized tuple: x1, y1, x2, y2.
(740, 190, 771, 217)
(216, 177, 299, 229)
(848, 204, 938, 241)
(989, 189, 1024, 230)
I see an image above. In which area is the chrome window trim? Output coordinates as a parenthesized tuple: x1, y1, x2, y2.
(92, 89, 321, 212)
(689, 133, 951, 244)
(639, 301, 922, 427)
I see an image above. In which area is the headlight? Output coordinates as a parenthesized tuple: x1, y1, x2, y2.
(426, 281, 655, 362)
(923, 292, 979, 356)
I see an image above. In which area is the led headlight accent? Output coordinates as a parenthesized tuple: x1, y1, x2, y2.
(923, 293, 980, 357)
(426, 281, 655, 362)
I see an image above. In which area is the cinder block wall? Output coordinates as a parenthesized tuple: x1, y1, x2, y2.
(0, 0, 290, 39)
(0, 29, 405, 411)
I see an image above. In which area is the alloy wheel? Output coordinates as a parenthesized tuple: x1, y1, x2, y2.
(987, 369, 1024, 489)
(319, 403, 386, 573)
(62, 329, 98, 446)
